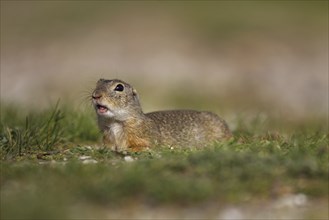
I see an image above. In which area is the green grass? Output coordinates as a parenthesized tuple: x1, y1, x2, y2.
(0, 103, 328, 219)
(0, 102, 100, 160)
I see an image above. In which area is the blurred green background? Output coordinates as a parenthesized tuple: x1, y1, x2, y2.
(1, 1, 328, 120)
(1, 2, 328, 219)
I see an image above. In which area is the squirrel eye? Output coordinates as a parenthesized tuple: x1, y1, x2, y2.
(114, 84, 124, 92)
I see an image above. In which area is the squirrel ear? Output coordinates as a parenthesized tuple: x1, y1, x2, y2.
(132, 88, 139, 101)
(132, 88, 138, 96)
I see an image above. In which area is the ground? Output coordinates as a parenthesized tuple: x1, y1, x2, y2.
(0, 104, 328, 219)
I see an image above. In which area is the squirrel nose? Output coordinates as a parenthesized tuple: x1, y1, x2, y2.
(92, 92, 102, 100)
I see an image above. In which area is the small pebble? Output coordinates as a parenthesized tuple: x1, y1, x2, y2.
(82, 159, 98, 164)
(79, 155, 92, 160)
(124, 156, 134, 162)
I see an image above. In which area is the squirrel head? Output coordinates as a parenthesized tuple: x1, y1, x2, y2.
(92, 79, 142, 120)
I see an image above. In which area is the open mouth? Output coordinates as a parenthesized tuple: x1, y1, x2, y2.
(96, 104, 109, 114)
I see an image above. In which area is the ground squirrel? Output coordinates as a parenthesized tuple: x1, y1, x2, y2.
(92, 79, 232, 152)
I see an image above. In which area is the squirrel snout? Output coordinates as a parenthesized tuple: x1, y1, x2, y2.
(92, 93, 102, 100)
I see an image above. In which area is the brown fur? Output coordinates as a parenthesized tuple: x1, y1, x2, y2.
(92, 79, 231, 152)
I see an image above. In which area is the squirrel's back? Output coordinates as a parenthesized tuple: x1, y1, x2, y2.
(146, 110, 231, 147)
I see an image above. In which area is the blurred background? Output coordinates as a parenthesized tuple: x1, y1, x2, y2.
(1, 1, 328, 121)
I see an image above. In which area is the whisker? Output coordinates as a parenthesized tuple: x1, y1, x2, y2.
(76, 76, 106, 109)
(77, 86, 95, 109)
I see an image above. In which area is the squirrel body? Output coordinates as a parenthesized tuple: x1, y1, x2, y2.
(92, 79, 231, 152)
